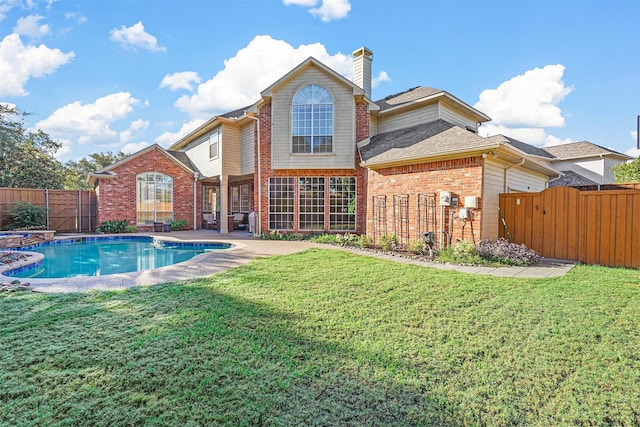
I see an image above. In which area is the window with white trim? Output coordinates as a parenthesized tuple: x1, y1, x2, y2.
(292, 85, 333, 154)
(298, 177, 325, 230)
(209, 126, 221, 159)
(136, 172, 173, 224)
(269, 178, 294, 230)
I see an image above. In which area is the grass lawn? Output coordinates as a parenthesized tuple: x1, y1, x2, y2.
(1, 248, 639, 426)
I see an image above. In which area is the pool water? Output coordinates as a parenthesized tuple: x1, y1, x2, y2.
(6, 237, 230, 279)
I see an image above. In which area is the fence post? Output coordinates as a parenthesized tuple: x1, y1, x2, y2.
(45, 188, 50, 229)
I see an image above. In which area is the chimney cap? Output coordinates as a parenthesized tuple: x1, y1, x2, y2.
(352, 46, 373, 58)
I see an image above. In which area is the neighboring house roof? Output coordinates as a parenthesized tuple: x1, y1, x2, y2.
(543, 141, 632, 160)
(548, 170, 598, 187)
(488, 135, 555, 159)
(359, 119, 496, 167)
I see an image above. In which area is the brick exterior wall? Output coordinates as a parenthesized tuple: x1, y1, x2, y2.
(96, 147, 199, 230)
(254, 101, 370, 234)
(365, 157, 484, 247)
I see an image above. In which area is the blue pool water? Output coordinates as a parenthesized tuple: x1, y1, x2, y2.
(6, 237, 231, 279)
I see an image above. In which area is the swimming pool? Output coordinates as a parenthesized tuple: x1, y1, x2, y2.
(5, 236, 231, 279)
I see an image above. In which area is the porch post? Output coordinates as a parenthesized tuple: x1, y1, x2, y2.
(219, 174, 229, 233)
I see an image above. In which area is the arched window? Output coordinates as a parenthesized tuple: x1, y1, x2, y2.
(292, 84, 333, 153)
(136, 172, 173, 224)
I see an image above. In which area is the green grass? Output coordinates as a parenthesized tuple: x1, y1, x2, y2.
(1, 249, 639, 426)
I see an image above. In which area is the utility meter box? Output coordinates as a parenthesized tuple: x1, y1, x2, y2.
(439, 191, 451, 206)
(464, 196, 479, 209)
(459, 208, 472, 220)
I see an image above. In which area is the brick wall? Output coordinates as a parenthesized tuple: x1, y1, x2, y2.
(96, 147, 199, 230)
(253, 101, 369, 234)
(366, 157, 484, 246)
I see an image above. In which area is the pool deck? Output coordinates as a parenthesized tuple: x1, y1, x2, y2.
(0, 230, 575, 294)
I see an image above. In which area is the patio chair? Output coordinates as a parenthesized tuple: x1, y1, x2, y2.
(202, 213, 217, 230)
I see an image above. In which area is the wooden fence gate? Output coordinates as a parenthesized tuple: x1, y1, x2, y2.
(499, 186, 640, 269)
(0, 188, 97, 232)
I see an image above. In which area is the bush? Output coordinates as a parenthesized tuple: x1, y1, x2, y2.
(379, 234, 398, 252)
(97, 220, 130, 234)
(453, 239, 479, 259)
(5, 202, 46, 230)
(171, 219, 189, 231)
(408, 240, 424, 255)
(356, 234, 372, 249)
(478, 238, 541, 266)
(312, 233, 339, 244)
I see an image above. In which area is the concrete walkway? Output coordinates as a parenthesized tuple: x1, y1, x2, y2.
(0, 230, 574, 294)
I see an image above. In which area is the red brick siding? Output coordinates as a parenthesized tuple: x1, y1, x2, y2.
(96, 147, 199, 230)
(366, 157, 484, 246)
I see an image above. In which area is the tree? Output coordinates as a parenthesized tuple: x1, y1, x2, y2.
(0, 105, 65, 189)
(64, 151, 127, 190)
(612, 157, 640, 183)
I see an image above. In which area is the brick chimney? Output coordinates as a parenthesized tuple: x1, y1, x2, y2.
(352, 47, 373, 99)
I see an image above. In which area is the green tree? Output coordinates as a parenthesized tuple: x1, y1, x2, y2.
(64, 151, 127, 190)
(0, 105, 65, 189)
(612, 157, 640, 183)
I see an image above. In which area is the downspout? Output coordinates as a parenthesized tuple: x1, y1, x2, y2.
(503, 158, 526, 193)
(246, 113, 261, 237)
(193, 172, 200, 230)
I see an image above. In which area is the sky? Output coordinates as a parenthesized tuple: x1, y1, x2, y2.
(0, 0, 638, 163)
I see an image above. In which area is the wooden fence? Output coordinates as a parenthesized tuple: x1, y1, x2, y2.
(0, 188, 97, 232)
(499, 186, 640, 268)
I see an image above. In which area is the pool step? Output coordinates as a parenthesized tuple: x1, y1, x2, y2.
(19, 237, 44, 247)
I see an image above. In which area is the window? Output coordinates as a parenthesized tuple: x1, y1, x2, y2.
(329, 177, 356, 231)
(209, 126, 221, 159)
(292, 85, 333, 154)
(269, 178, 294, 230)
(298, 177, 325, 230)
(136, 172, 173, 224)
(231, 184, 249, 212)
(202, 185, 219, 213)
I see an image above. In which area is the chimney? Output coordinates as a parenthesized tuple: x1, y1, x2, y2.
(352, 47, 373, 99)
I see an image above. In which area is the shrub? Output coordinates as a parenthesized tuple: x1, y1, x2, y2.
(171, 219, 189, 231)
(379, 234, 398, 252)
(478, 238, 541, 266)
(5, 202, 46, 230)
(125, 225, 138, 233)
(97, 220, 130, 234)
(356, 234, 372, 249)
(312, 233, 339, 244)
(336, 233, 359, 247)
(408, 240, 424, 255)
(453, 239, 479, 259)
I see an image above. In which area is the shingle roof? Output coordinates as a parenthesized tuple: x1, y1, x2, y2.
(167, 150, 197, 172)
(374, 86, 444, 111)
(359, 119, 495, 166)
(219, 105, 252, 119)
(548, 170, 598, 187)
(543, 141, 631, 159)
(488, 135, 555, 159)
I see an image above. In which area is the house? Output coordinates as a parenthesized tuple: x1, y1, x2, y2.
(542, 141, 632, 187)
(89, 47, 561, 246)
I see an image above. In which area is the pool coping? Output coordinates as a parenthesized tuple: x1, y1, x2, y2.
(0, 233, 252, 293)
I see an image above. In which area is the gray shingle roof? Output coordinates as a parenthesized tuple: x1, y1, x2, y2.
(488, 135, 555, 159)
(375, 86, 444, 111)
(548, 170, 598, 187)
(359, 119, 495, 166)
(543, 141, 631, 159)
(219, 105, 252, 119)
(167, 150, 197, 172)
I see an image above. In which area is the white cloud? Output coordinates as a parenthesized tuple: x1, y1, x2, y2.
(174, 35, 354, 117)
(154, 119, 205, 148)
(13, 14, 50, 37)
(160, 71, 201, 92)
(121, 141, 150, 154)
(64, 11, 87, 24)
(0, 33, 74, 96)
(130, 118, 149, 130)
(632, 130, 638, 143)
(109, 21, 166, 52)
(475, 64, 573, 147)
(372, 71, 390, 88)
(0, 0, 19, 21)
(475, 65, 572, 128)
(53, 138, 73, 160)
(284, 0, 351, 22)
(36, 92, 139, 146)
